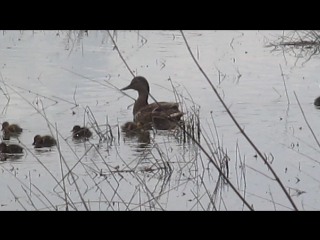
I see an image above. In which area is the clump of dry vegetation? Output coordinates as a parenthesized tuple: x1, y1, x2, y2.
(0, 30, 303, 210)
(265, 30, 320, 66)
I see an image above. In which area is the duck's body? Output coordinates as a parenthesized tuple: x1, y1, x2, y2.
(32, 135, 57, 148)
(134, 101, 183, 126)
(0, 142, 23, 154)
(121, 76, 183, 130)
(71, 125, 92, 139)
(1, 122, 23, 134)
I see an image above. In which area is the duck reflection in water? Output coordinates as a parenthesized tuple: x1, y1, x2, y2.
(0, 142, 24, 161)
(0, 153, 23, 161)
(2, 131, 11, 141)
(121, 121, 151, 148)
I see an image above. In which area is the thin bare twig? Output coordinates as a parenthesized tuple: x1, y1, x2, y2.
(180, 30, 298, 211)
(279, 64, 290, 104)
(107, 30, 135, 78)
(294, 91, 320, 148)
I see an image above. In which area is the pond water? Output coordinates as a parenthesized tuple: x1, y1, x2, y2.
(0, 30, 320, 210)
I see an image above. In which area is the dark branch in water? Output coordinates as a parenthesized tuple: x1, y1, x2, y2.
(180, 30, 298, 211)
(107, 30, 135, 78)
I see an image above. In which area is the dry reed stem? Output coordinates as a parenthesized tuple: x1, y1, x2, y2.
(1, 164, 56, 210)
(279, 64, 290, 105)
(0, 71, 10, 115)
(266, 30, 320, 67)
(180, 30, 297, 211)
(294, 91, 320, 149)
(106, 31, 241, 209)
(0, 85, 110, 210)
(0, 31, 285, 210)
(107, 30, 135, 78)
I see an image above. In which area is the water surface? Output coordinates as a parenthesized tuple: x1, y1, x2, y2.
(0, 30, 319, 210)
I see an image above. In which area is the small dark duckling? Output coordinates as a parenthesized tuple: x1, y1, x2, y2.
(121, 121, 151, 132)
(0, 142, 23, 154)
(121, 121, 140, 132)
(152, 117, 181, 130)
(121, 122, 151, 145)
(32, 135, 57, 148)
(71, 125, 92, 139)
(314, 96, 320, 106)
(1, 122, 23, 134)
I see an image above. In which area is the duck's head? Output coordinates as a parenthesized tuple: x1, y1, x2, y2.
(71, 125, 81, 132)
(121, 121, 137, 131)
(121, 76, 150, 93)
(1, 122, 9, 130)
(32, 135, 42, 145)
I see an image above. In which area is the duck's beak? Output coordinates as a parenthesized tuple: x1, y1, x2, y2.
(121, 84, 132, 91)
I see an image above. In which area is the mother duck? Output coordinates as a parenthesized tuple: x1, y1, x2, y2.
(121, 76, 183, 130)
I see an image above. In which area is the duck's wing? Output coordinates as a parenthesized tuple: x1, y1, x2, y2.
(134, 102, 183, 124)
(147, 102, 180, 111)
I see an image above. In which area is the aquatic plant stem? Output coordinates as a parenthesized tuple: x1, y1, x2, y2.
(180, 30, 298, 211)
(294, 91, 320, 148)
(108, 31, 252, 210)
(107, 30, 135, 78)
(279, 64, 290, 105)
(106, 31, 166, 114)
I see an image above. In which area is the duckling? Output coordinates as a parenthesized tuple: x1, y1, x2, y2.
(121, 122, 151, 145)
(0, 142, 23, 154)
(152, 117, 181, 130)
(121, 121, 145, 132)
(32, 135, 57, 148)
(1, 122, 23, 134)
(314, 96, 320, 106)
(71, 125, 92, 139)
